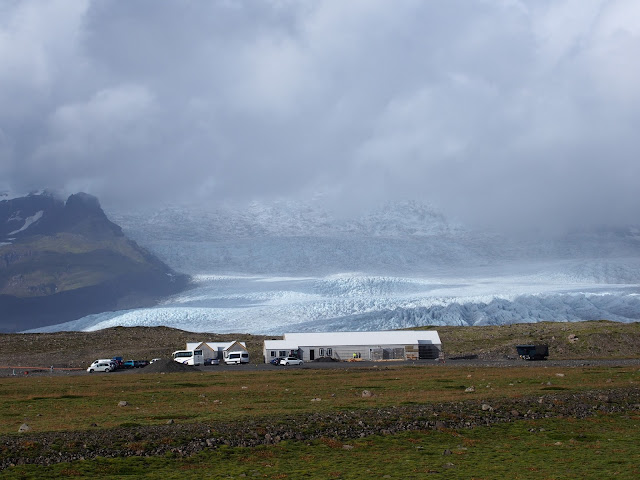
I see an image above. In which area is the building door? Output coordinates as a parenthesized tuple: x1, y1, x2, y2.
(310, 349, 315, 361)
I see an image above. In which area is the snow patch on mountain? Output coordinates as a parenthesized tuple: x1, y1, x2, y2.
(8, 210, 43, 235)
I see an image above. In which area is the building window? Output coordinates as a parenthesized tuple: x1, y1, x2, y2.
(279, 351, 286, 357)
(270, 351, 276, 357)
(326, 348, 332, 356)
(319, 348, 325, 357)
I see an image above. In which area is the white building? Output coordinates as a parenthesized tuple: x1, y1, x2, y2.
(263, 330, 441, 363)
(187, 341, 249, 364)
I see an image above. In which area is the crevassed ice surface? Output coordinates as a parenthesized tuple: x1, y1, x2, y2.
(28, 201, 640, 333)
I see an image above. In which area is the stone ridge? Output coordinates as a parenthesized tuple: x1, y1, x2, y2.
(0, 387, 637, 469)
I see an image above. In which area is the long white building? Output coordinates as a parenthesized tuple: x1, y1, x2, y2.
(263, 330, 441, 363)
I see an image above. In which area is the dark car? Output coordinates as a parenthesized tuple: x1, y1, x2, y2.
(134, 360, 148, 368)
(516, 344, 549, 361)
(111, 357, 124, 369)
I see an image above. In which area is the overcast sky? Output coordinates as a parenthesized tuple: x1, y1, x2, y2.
(1, 0, 639, 231)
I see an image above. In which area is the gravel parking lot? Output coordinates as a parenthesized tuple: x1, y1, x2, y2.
(3, 356, 640, 378)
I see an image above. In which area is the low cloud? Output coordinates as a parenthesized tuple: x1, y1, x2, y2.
(1, 0, 639, 231)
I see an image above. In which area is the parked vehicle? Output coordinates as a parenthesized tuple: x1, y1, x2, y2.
(280, 356, 303, 366)
(516, 344, 549, 361)
(89, 359, 116, 370)
(87, 360, 113, 373)
(270, 357, 284, 365)
(150, 358, 161, 364)
(123, 360, 136, 368)
(204, 358, 220, 365)
(111, 357, 124, 369)
(224, 352, 250, 365)
(172, 349, 204, 366)
(133, 360, 149, 368)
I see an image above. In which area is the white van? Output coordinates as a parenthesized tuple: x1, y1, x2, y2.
(91, 359, 116, 368)
(87, 360, 114, 373)
(224, 352, 249, 365)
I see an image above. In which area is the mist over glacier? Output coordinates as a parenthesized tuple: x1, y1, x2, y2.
(28, 201, 640, 334)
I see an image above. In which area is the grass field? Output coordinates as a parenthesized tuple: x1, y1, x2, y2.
(3, 414, 639, 480)
(2, 412, 639, 480)
(1, 363, 639, 479)
(1, 364, 637, 434)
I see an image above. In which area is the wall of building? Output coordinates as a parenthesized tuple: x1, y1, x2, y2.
(264, 347, 300, 363)
(223, 343, 249, 362)
(297, 343, 441, 362)
(264, 340, 441, 363)
(198, 344, 217, 362)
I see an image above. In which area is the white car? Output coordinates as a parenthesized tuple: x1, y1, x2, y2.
(279, 356, 303, 366)
(87, 360, 113, 373)
(225, 352, 250, 365)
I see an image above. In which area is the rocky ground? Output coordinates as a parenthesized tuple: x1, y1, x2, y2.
(0, 326, 274, 370)
(2, 387, 639, 469)
(3, 357, 640, 379)
(1, 321, 638, 371)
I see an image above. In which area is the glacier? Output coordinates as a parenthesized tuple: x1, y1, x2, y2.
(27, 200, 640, 334)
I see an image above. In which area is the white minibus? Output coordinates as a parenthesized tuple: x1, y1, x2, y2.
(172, 349, 204, 366)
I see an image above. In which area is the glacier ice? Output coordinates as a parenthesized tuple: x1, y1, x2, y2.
(28, 271, 640, 334)
(27, 201, 640, 333)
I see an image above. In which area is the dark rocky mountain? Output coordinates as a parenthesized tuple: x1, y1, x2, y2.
(0, 192, 190, 332)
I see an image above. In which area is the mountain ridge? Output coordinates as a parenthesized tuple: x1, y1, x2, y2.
(0, 192, 190, 332)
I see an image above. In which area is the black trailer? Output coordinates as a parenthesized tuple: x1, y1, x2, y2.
(516, 344, 549, 361)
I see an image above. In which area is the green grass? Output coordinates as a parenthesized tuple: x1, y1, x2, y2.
(3, 413, 639, 479)
(0, 364, 638, 434)
(1, 363, 638, 479)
